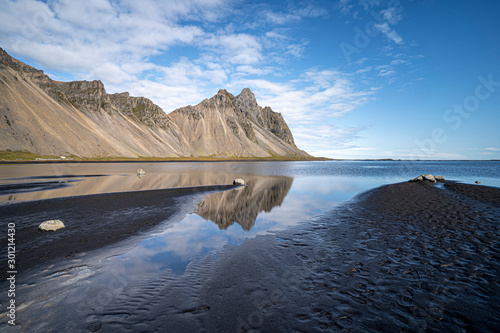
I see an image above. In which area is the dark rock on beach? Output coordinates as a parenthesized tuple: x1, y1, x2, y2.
(409, 173, 445, 183)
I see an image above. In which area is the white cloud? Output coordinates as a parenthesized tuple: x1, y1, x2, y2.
(200, 33, 263, 65)
(378, 69, 396, 77)
(337, 2, 405, 46)
(157, 56, 228, 86)
(90, 62, 133, 84)
(374, 22, 404, 44)
(119, 0, 230, 23)
(337, 0, 354, 15)
(355, 66, 373, 74)
(245, 75, 372, 123)
(355, 58, 368, 65)
(52, 0, 117, 29)
(461, 147, 500, 152)
(265, 31, 288, 39)
(264, 11, 301, 25)
(235, 65, 273, 76)
(381, 7, 402, 25)
(1, 0, 207, 77)
(224, 69, 378, 155)
(293, 125, 367, 147)
(384, 150, 467, 160)
(294, 3, 328, 18)
(390, 59, 407, 66)
(285, 43, 306, 57)
(263, 3, 326, 24)
(350, 147, 377, 151)
(116, 79, 207, 112)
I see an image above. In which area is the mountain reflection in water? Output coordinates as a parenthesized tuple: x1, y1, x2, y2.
(196, 176, 293, 230)
(51, 176, 298, 281)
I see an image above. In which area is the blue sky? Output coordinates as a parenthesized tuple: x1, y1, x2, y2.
(1, 0, 499, 159)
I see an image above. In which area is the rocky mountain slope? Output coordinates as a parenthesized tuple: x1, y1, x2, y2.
(0, 48, 311, 159)
(170, 88, 308, 157)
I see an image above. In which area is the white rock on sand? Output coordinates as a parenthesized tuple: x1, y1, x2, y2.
(39, 219, 65, 231)
(409, 174, 446, 183)
(233, 178, 245, 185)
(409, 175, 424, 182)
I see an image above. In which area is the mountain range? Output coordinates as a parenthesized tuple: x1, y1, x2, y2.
(0, 48, 312, 159)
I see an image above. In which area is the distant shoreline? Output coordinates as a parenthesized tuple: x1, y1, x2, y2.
(2, 150, 499, 163)
(1, 158, 499, 164)
(0, 157, 331, 164)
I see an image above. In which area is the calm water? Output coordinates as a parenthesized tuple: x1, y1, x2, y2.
(2, 160, 500, 202)
(1, 160, 499, 277)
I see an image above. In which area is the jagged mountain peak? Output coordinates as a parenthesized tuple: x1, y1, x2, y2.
(217, 88, 232, 95)
(235, 88, 259, 113)
(238, 87, 255, 99)
(214, 87, 257, 103)
(169, 87, 303, 155)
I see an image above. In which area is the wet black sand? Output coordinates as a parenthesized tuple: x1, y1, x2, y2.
(2, 181, 500, 332)
(0, 185, 237, 276)
(89, 181, 500, 333)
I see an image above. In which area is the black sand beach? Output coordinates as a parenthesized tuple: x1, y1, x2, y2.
(0, 185, 238, 276)
(1, 181, 500, 332)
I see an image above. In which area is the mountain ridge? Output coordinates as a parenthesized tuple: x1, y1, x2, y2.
(0, 48, 312, 160)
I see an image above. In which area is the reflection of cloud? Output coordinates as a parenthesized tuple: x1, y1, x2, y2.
(196, 176, 293, 230)
(140, 216, 229, 259)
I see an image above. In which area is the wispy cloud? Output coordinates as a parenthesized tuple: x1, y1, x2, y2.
(374, 22, 404, 44)
(384, 150, 467, 160)
(292, 125, 369, 156)
(337, 0, 354, 15)
(201, 33, 263, 65)
(381, 7, 402, 25)
(390, 59, 407, 66)
(226, 69, 378, 155)
(241, 69, 377, 121)
(264, 11, 302, 25)
(1, 0, 210, 76)
(336, 1, 405, 45)
(458, 148, 500, 156)
(461, 147, 500, 152)
(378, 69, 396, 77)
